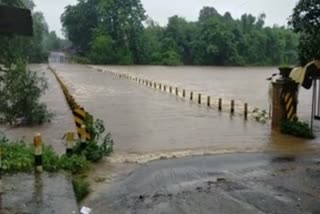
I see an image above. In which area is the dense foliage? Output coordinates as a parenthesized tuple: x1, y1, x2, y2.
(0, 137, 90, 173)
(290, 0, 320, 65)
(0, 0, 68, 125)
(0, 0, 68, 63)
(0, 61, 53, 125)
(280, 119, 315, 139)
(62, 1, 299, 66)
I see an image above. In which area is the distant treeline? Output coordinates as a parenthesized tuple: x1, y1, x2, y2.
(0, 0, 69, 64)
(62, 0, 299, 66)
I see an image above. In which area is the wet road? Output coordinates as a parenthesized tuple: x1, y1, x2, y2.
(1, 173, 78, 214)
(86, 153, 320, 214)
(0, 64, 75, 154)
(51, 64, 320, 163)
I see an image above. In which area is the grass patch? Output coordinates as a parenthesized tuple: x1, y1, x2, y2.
(72, 176, 90, 202)
(0, 137, 90, 174)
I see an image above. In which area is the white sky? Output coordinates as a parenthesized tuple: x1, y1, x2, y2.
(34, 0, 299, 38)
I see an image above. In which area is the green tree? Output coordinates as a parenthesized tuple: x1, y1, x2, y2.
(61, 0, 100, 54)
(164, 16, 196, 64)
(143, 20, 164, 64)
(88, 34, 114, 64)
(98, 0, 147, 64)
(290, 0, 320, 65)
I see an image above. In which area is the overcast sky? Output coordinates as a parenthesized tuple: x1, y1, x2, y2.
(34, 0, 299, 38)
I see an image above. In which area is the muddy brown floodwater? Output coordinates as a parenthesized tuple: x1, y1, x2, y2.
(0, 64, 75, 154)
(95, 65, 314, 120)
(51, 64, 320, 163)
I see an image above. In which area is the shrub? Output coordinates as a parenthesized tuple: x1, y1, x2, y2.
(72, 176, 90, 202)
(73, 118, 114, 162)
(59, 155, 89, 174)
(280, 119, 315, 139)
(0, 137, 89, 174)
(0, 60, 53, 125)
(1, 139, 34, 172)
(43, 145, 60, 172)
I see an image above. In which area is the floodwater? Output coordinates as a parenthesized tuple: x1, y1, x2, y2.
(95, 65, 313, 120)
(51, 64, 320, 163)
(0, 64, 76, 154)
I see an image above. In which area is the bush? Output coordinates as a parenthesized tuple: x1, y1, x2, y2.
(59, 155, 89, 173)
(43, 145, 60, 172)
(72, 176, 90, 202)
(161, 50, 182, 66)
(0, 60, 53, 125)
(73, 118, 114, 162)
(280, 119, 315, 139)
(1, 138, 34, 172)
(70, 55, 91, 64)
(0, 137, 90, 174)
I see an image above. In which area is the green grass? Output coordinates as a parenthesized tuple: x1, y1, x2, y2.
(72, 176, 90, 202)
(0, 138, 89, 174)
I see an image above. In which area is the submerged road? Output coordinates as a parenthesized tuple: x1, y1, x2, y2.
(51, 63, 320, 163)
(50, 63, 320, 213)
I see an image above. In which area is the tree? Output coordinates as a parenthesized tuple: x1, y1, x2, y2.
(0, 0, 53, 124)
(62, 3, 299, 66)
(290, 0, 320, 65)
(193, 16, 239, 65)
(88, 34, 114, 64)
(199, 6, 219, 22)
(98, 0, 147, 64)
(61, 0, 100, 54)
(164, 16, 195, 64)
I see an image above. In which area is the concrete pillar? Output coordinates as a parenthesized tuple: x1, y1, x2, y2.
(272, 79, 298, 130)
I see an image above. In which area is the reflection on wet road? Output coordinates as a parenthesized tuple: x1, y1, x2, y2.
(52, 64, 320, 162)
(86, 153, 320, 214)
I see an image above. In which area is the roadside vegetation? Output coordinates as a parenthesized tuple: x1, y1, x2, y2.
(0, 118, 114, 201)
(0, 0, 69, 125)
(61, 0, 299, 66)
(280, 119, 315, 139)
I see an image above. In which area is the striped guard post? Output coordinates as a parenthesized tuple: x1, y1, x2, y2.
(73, 108, 91, 141)
(282, 92, 297, 121)
(66, 132, 75, 156)
(34, 133, 43, 173)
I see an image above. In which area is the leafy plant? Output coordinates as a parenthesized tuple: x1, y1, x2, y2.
(73, 118, 114, 162)
(0, 137, 90, 174)
(59, 155, 89, 173)
(0, 60, 53, 125)
(72, 176, 90, 202)
(252, 108, 268, 123)
(280, 119, 315, 139)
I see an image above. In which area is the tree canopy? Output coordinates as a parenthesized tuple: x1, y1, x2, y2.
(62, 1, 299, 66)
(290, 0, 320, 65)
(0, 0, 67, 64)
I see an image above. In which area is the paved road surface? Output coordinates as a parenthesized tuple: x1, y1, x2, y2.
(86, 153, 320, 214)
(1, 173, 78, 214)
